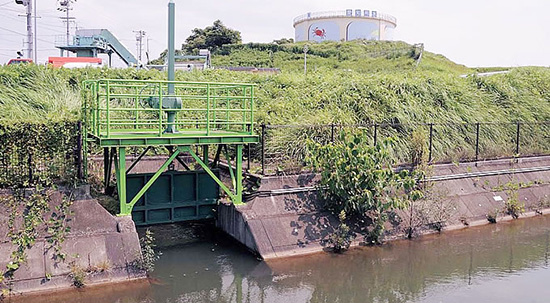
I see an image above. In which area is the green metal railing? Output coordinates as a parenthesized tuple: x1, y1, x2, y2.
(82, 79, 255, 139)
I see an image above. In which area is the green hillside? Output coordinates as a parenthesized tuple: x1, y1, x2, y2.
(161, 40, 472, 74)
(0, 41, 548, 162)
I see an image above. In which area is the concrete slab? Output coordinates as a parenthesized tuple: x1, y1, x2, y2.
(68, 199, 118, 236)
(0, 189, 146, 295)
(217, 157, 550, 260)
(246, 219, 274, 258)
(0, 241, 45, 281)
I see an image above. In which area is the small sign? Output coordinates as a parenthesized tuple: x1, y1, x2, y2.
(493, 196, 503, 202)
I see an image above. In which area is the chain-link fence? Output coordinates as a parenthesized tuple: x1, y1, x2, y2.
(255, 121, 550, 175)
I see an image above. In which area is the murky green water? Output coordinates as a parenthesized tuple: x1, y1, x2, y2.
(22, 216, 550, 303)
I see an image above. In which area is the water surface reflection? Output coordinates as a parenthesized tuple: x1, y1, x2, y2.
(19, 216, 550, 303)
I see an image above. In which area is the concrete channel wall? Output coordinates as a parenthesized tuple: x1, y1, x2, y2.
(217, 156, 550, 260)
(0, 186, 145, 295)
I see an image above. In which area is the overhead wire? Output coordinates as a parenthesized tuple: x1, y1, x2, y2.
(0, 26, 25, 36)
(0, 0, 14, 7)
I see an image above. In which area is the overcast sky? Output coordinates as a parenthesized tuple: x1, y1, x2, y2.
(1, 0, 549, 67)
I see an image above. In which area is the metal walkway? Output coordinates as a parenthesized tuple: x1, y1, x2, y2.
(82, 79, 259, 218)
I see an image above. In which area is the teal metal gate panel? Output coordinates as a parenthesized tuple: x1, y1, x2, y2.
(127, 170, 219, 226)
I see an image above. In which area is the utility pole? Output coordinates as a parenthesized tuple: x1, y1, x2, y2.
(134, 30, 146, 62)
(57, 0, 76, 57)
(146, 36, 151, 63)
(33, 0, 37, 62)
(15, 0, 33, 60)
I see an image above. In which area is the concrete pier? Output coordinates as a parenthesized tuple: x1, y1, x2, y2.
(0, 187, 146, 295)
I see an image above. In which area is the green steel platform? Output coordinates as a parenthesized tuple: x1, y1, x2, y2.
(82, 79, 258, 219)
(89, 129, 258, 147)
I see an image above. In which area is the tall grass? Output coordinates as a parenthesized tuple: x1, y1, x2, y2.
(0, 41, 548, 168)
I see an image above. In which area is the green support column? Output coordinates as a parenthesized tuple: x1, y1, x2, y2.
(103, 147, 110, 190)
(116, 147, 127, 215)
(235, 144, 243, 204)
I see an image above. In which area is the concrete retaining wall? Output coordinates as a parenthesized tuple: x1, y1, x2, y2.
(0, 187, 146, 295)
(217, 156, 550, 259)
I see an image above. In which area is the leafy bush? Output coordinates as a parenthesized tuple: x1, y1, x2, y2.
(308, 132, 423, 243)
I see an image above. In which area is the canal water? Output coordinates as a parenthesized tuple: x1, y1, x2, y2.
(21, 215, 550, 303)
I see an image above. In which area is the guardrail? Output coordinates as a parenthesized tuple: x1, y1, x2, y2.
(82, 79, 255, 138)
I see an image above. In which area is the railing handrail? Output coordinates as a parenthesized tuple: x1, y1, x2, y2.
(83, 79, 255, 139)
(293, 10, 397, 26)
(95, 78, 256, 87)
(263, 121, 550, 129)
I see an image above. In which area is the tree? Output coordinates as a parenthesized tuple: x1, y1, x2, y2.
(182, 20, 241, 52)
(307, 132, 423, 244)
(272, 38, 294, 45)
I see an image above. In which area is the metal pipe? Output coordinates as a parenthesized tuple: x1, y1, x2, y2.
(167, 0, 175, 93)
(261, 123, 266, 175)
(475, 122, 480, 162)
(516, 122, 521, 155)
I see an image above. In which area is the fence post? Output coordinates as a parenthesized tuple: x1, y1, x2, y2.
(515, 122, 521, 156)
(373, 123, 378, 146)
(428, 123, 434, 163)
(475, 122, 480, 162)
(76, 121, 83, 180)
(330, 124, 335, 143)
(28, 153, 33, 185)
(261, 123, 266, 175)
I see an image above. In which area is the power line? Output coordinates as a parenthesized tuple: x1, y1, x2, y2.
(1, 7, 22, 13)
(0, 26, 25, 36)
(0, 1, 14, 7)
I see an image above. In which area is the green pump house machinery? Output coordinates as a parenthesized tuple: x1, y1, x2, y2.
(82, 78, 258, 224)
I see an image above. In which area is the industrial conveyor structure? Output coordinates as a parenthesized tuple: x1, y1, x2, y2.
(82, 79, 258, 222)
(57, 29, 139, 67)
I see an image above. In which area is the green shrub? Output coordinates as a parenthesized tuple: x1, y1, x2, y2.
(308, 132, 423, 244)
(132, 229, 161, 274)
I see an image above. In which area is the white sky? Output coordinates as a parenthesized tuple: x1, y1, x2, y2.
(0, 0, 549, 68)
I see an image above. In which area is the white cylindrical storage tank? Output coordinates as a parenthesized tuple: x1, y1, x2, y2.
(293, 9, 397, 42)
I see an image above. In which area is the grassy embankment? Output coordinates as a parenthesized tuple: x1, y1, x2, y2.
(0, 40, 548, 163)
